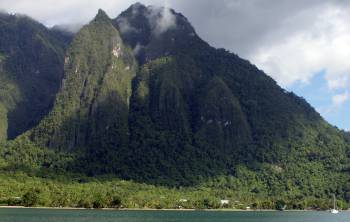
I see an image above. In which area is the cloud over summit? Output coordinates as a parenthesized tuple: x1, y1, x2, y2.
(148, 6, 176, 35)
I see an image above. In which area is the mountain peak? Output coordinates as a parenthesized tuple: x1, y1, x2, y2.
(113, 4, 200, 63)
(115, 3, 196, 36)
(94, 9, 110, 22)
(129, 2, 147, 10)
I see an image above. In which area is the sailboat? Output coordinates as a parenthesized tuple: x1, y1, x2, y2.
(330, 194, 339, 214)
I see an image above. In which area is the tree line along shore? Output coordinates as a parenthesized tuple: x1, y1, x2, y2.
(1, 172, 349, 211)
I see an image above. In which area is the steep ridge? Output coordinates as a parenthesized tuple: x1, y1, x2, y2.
(0, 12, 70, 141)
(30, 10, 137, 173)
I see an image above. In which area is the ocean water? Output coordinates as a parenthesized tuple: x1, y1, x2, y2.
(0, 208, 349, 222)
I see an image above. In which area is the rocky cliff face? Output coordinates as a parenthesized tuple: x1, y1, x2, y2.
(30, 10, 137, 172)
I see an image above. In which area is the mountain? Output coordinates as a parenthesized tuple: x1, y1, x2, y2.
(22, 3, 350, 190)
(0, 12, 71, 141)
(111, 4, 349, 187)
(0, 3, 349, 206)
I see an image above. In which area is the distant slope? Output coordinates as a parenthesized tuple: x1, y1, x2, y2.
(0, 12, 71, 141)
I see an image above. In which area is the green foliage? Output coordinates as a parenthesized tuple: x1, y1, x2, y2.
(275, 200, 286, 210)
(0, 73, 21, 142)
(0, 53, 5, 62)
(77, 199, 93, 208)
(0, 12, 69, 140)
(22, 188, 40, 207)
(0, 170, 349, 210)
(0, 136, 73, 174)
(92, 194, 107, 209)
(110, 196, 122, 208)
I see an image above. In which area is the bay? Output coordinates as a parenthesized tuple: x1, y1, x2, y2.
(0, 208, 349, 222)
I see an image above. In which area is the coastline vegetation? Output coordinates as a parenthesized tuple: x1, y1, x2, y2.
(0, 171, 348, 210)
(0, 138, 349, 211)
(1, 137, 350, 211)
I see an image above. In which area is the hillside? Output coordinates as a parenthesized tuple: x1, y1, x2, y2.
(0, 3, 350, 208)
(0, 12, 71, 141)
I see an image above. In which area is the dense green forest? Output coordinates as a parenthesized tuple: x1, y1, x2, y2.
(0, 12, 71, 141)
(0, 3, 350, 210)
(1, 138, 350, 210)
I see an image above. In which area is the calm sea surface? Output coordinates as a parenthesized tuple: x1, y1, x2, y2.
(0, 208, 350, 222)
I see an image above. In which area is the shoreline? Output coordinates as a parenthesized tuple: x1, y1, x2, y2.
(0, 206, 337, 212)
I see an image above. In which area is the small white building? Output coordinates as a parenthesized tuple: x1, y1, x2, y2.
(220, 200, 230, 205)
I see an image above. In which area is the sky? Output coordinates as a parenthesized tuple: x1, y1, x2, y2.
(0, 0, 349, 131)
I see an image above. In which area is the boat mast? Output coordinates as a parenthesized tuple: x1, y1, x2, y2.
(333, 194, 336, 209)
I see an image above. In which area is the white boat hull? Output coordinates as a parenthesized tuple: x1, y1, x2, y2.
(330, 209, 339, 214)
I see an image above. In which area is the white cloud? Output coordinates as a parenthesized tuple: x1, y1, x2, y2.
(156, 7, 176, 34)
(115, 17, 137, 34)
(147, 5, 176, 36)
(326, 75, 349, 90)
(332, 91, 349, 107)
(249, 4, 350, 90)
(133, 43, 143, 55)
